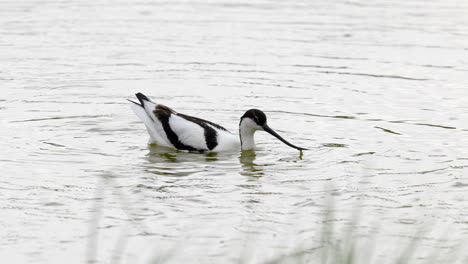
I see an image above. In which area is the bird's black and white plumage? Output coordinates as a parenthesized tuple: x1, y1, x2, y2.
(129, 93, 307, 152)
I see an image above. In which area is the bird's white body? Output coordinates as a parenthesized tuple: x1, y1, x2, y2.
(211, 128, 241, 152)
(130, 100, 240, 152)
(129, 93, 306, 152)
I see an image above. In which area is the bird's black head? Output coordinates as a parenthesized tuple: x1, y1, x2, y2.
(240, 108, 308, 151)
(241, 109, 267, 126)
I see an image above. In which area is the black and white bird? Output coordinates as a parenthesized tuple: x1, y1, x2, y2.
(129, 93, 307, 152)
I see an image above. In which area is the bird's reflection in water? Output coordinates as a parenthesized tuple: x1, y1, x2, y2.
(145, 145, 223, 166)
(239, 150, 265, 178)
(239, 150, 256, 165)
(143, 145, 222, 177)
(204, 152, 219, 162)
(146, 144, 180, 163)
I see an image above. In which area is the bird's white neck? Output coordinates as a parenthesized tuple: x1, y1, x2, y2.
(239, 119, 258, 150)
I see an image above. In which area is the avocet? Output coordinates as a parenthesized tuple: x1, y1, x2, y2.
(129, 93, 307, 152)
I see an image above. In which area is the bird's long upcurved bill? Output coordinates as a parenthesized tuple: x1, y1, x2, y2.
(262, 124, 308, 151)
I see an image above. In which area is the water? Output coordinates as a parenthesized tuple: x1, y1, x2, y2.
(1, 0, 467, 263)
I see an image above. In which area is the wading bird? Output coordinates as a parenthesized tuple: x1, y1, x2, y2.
(129, 93, 307, 152)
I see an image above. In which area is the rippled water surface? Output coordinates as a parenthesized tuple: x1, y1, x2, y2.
(1, 0, 468, 263)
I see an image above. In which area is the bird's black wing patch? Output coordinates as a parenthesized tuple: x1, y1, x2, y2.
(178, 114, 229, 132)
(153, 105, 230, 151)
(153, 105, 204, 151)
(177, 113, 224, 151)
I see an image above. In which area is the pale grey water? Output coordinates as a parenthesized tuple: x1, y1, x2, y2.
(1, 0, 468, 263)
